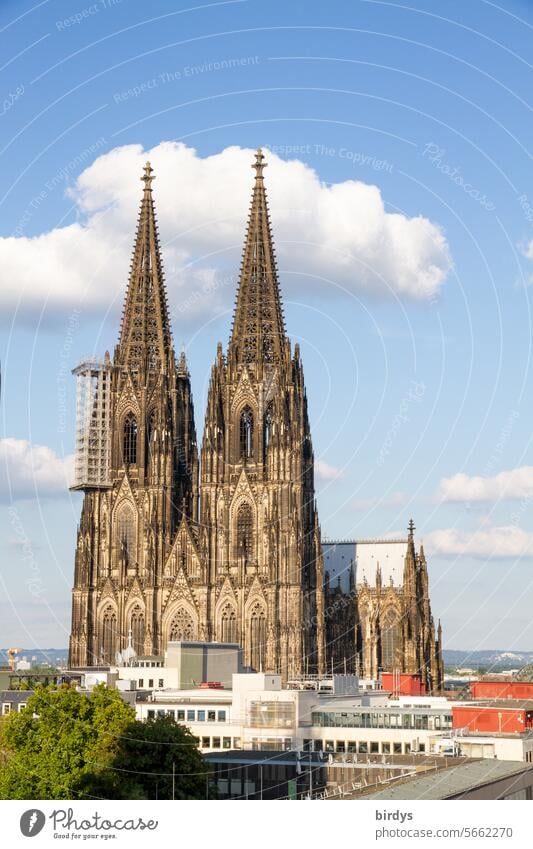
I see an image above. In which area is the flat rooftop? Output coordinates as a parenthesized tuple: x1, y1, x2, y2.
(363, 759, 533, 800)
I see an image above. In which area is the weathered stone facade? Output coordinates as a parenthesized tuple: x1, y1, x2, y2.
(69, 152, 325, 677)
(69, 151, 441, 690)
(323, 523, 444, 692)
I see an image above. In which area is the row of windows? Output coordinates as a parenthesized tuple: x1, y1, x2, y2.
(303, 739, 426, 755)
(311, 711, 453, 731)
(2, 702, 26, 715)
(146, 707, 227, 723)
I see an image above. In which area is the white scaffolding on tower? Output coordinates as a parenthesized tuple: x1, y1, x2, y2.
(71, 357, 112, 490)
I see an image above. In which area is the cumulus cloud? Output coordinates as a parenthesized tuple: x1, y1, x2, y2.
(315, 460, 345, 481)
(438, 466, 533, 503)
(0, 438, 72, 502)
(424, 524, 533, 559)
(1, 142, 451, 326)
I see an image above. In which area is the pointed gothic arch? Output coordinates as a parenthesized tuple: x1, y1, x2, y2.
(239, 405, 254, 460)
(380, 607, 401, 671)
(116, 503, 136, 568)
(236, 501, 254, 565)
(263, 401, 273, 456)
(248, 600, 266, 671)
(100, 604, 117, 664)
(219, 601, 237, 644)
(145, 408, 156, 467)
(130, 605, 145, 655)
(168, 606, 197, 642)
(123, 412, 138, 466)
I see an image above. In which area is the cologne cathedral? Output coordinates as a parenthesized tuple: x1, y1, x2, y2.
(69, 150, 442, 692)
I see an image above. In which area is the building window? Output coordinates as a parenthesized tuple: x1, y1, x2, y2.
(239, 406, 254, 460)
(223, 737, 232, 749)
(138, 679, 144, 688)
(347, 741, 357, 753)
(249, 601, 266, 672)
(263, 403, 273, 456)
(336, 741, 346, 753)
(123, 413, 138, 466)
(117, 505, 136, 568)
(147, 710, 155, 719)
(177, 710, 185, 721)
(202, 737, 210, 749)
(2, 703, 11, 715)
(236, 503, 254, 566)
(218, 710, 226, 722)
(380, 609, 400, 670)
(187, 710, 195, 722)
(358, 742, 368, 754)
(197, 710, 206, 722)
(212, 737, 221, 749)
(130, 605, 144, 654)
(158, 679, 164, 689)
(325, 740, 334, 753)
(382, 742, 391, 754)
(208, 710, 216, 722)
(167, 710, 175, 718)
(101, 605, 117, 664)
(148, 679, 154, 688)
(233, 738, 241, 749)
(169, 607, 196, 641)
(220, 603, 237, 644)
(314, 740, 323, 752)
(370, 742, 379, 754)
(394, 742, 402, 754)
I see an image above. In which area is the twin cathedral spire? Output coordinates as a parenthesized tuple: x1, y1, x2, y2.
(70, 150, 325, 679)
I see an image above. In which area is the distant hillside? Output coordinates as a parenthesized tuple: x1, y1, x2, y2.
(443, 649, 533, 672)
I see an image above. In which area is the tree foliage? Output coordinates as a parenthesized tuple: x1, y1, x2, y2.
(0, 685, 209, 800)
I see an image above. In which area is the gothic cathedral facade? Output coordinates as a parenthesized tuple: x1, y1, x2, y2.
(69, 152, 326, 680)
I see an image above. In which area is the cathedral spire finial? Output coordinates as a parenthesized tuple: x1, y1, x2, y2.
(408, 518, 415, 539)
(229, 148, 286, 366)
(252, 148, 267, 178)
(141, 160, 155, 192)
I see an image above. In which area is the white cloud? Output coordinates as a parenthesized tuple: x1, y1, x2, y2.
(425, 524, 533, 559)
(438, 466, 533, 503)
(1, 142, 451, 326)
(315, 460, 345, 481)
(0, 438, 72, 502)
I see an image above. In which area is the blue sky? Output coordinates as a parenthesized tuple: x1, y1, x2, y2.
(1, 0, 533, 652)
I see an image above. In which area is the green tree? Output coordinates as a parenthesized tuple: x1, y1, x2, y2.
(0, 684, 134, 800)
(95, 716, 212, 800)
(0, 687, 211, 800)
